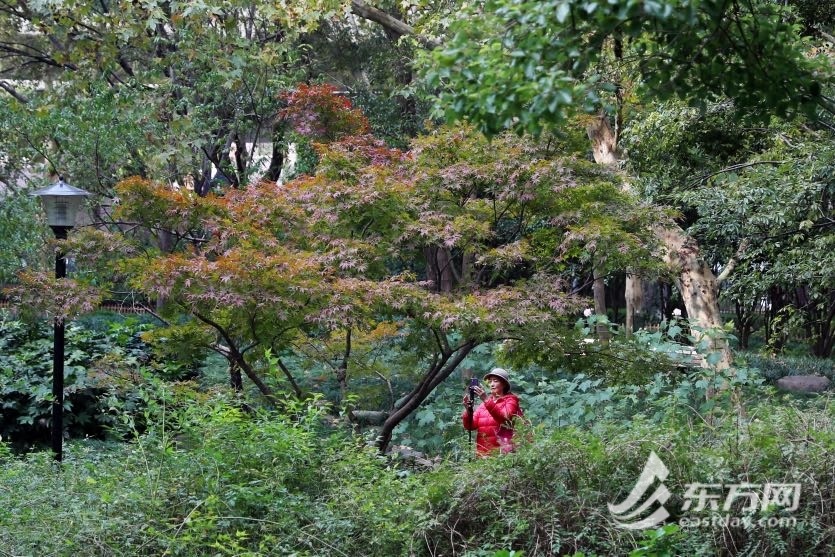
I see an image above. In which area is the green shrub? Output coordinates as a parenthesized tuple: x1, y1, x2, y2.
(0, 389, 439, 556)
(0, 311, 187, 448)
(743, 352, 835, 382)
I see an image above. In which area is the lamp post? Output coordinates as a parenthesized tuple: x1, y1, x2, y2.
(31, 177, 91, 462)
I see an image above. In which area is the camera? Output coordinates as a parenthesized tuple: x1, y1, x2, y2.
(467, 377, 478, 409)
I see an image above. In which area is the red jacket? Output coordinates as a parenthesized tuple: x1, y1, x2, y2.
(462, 394, 523, 455)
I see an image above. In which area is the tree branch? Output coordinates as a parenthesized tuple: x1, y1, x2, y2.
(374, 338, 478, 452)
(0, 80, 28, 103)
(194, 311, 276, 402)
(689, 160, 786, 187)
(350, 0, 439, 48)
(716, 238, 749, 287)
(276, 357, 304, 400)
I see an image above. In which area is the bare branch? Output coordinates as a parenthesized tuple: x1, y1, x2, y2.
(716, 238, 750, 286)
(0, 80, 28, 103)
(689, 160, 786, 187)
(350, 0, 439, 48)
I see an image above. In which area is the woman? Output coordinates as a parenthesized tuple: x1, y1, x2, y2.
(462, 368, 523, 456)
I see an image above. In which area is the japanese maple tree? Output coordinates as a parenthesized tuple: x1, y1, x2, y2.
(49, 89, 659, 452)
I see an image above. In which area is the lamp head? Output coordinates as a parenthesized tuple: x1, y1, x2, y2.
(31, 177, 91, 228)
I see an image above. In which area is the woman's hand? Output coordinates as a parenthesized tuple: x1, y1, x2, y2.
(463, 385, 488, 406)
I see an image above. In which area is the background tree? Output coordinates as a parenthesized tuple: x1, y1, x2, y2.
(426, 0, 829, 136)
(627, 102, 835, 356)
(0, 1, 321, 191)
(0, 193, 42, 284)
(0, 0, 446, 301)
(423, 0, 835, 367)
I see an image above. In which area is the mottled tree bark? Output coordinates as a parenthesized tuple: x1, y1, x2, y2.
(587, 115, 732, 368)
(655, 226, 732, 369)
(587, 114, 620, 166)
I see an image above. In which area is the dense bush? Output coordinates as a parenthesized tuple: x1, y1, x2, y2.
(1, 375, 832, 556)
(427, 396, 834, 556)
(0, 388, 439, 556)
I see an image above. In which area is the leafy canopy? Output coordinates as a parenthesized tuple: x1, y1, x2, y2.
(425, 0, 829, 136)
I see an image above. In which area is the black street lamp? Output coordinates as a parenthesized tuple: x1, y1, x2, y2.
(31, 177, 91, 462)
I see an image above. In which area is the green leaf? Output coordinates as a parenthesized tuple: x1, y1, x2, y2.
(415, 408, 436, 426)
(556, 2, 571, 23)
(706, 352, 723, 366)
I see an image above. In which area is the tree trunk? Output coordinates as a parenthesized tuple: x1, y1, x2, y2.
(587, 115, 618, 341)
(232, 132, 247, 185)
(766, 286, 788, 351)
(655, 226, 732, 368)
(424, 247, 438, 291)
(196, 152, 214, 196)
(263, 125, 285, 183)
(460, 251, 475, 287)
(437, 248, 454, 292)
(199, 315, 277, 402)
(236, 354, 276, 402)
(335, 328, 351, 404)
(625, 275, 643, 336)
(734, 298, 757, 350)
(375, 340, 475, 453)
(587, 114, 620, 166)
(229, 360, 243, 391)
(809, 291, 835, 358)
(608, 273, 624, 328)
(626, 278, 661, 333)
(155, 229, 175, 310)
(424, 246, 454, 292)
(592, 260, 610, 345)
(275, 357, 304, 400)
(587, 115, 732, 368)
